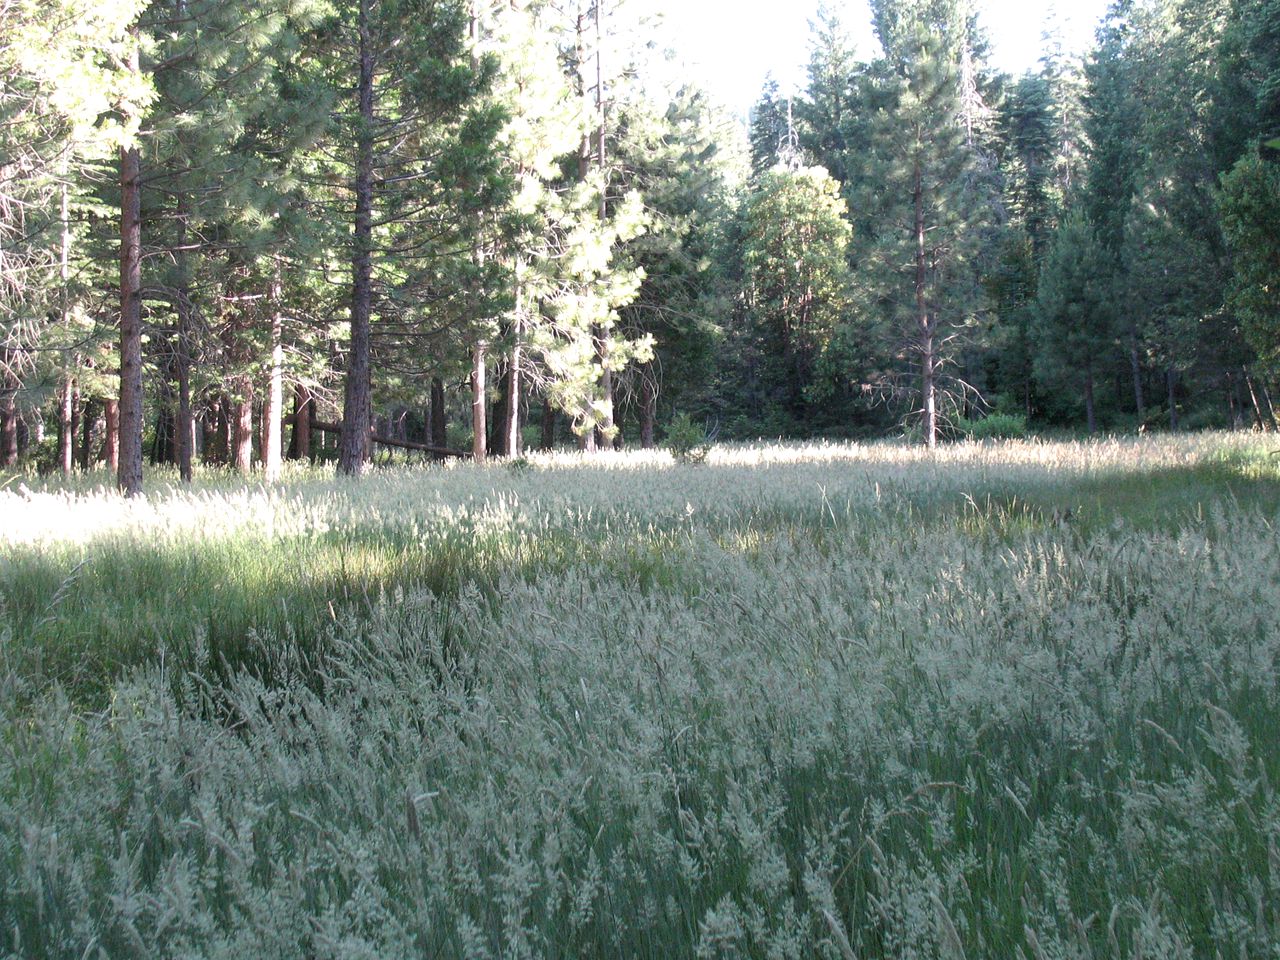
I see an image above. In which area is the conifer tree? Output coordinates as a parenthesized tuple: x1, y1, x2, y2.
(316, 0, 504, 475)
(849, 0, 991, 447)
(741, 165, 852, 423)
(1033, 215, 1113, 432)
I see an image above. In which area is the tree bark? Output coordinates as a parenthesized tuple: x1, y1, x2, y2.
(103, 399, 119, 473)
(118, 73, 145, 497)
(289, 385, 313, 461)
(639, 365, 656, 449)
(338, 0, 375, 477)
(59, 379, 75, 475)
(1261, 379, 1279, 432)
(1243, 367, 1268, 432)
(0, 379, 16, 467)
(261, 302, 284, 481)
(1166, 368, 1178, 431)
(79, 397, 95, 470)
(490, 362, 509, 457)
(472, 341, 487, 462)
(540, 399, 555, 450)
(232, 384, 253, 473)
(430, 377, 447, 452)
(914, 158, 936, 449)
(1128, 335, 1145, 423)
(174, 209, 195, 483)
(505, 343, 522, 457)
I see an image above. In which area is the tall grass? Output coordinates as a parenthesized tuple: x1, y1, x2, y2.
(1, 434, 1278, 958)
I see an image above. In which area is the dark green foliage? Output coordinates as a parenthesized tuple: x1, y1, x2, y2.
(1220, 150, 1280, 369)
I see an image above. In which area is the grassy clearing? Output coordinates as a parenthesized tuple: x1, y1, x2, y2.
(1, 434, 1278, 958)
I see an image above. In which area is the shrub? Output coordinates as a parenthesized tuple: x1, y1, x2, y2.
(664, 412, 713, 463)
(962, 411, 1028, 440)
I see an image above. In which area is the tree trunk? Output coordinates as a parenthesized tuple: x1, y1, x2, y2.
(1166, 368, 1178, 431)
(490, 362, 509, 457)
(338, 0, 375, 477)
(103, 399, 119, 473)
(79, 397, 95, 470)
(639, 367, 656, 449)
(472, 341, 487, 462)
(261, 304, 284, 481)
(430, 377, 447, 452)
(914, 159, 936, 450)
(0, 378, 17, 467)
(1243, 367, 1268, 431)
(1085, 365, 1097, 435)
(290, 385, 313, 461)
(174, 303, 195, 484)
(174, 210, 195, 483)
(1261, 380, 1279, 432)
(117, 83, 144, 497)
(505, 343, 522, 457)
(232, 385, 253, 473)
(59, 379, 75, 475)
(153, 406, 175, 465)
(1128, 335, 1145, 423)
(540, 399, 555, 450)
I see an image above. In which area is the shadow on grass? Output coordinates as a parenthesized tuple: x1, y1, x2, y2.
(2, 452, 1275, 706)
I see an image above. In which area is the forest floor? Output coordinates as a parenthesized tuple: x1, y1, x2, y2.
(2, 433, 1279, 958)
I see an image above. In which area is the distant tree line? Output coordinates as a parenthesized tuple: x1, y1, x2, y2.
(2, 0, 1278, 491)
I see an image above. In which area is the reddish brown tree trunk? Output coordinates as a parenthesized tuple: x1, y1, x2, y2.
(103, 398, 119, 474)
(290, 385, 313, 461)
(0, 381, 16, 467)
(338, 0, 375, 477)
(540, 399, 555, 450)
(79, 397, 95, 470)
(118, 98, 144, 496)
(430, 377, 447, 452)
(639, 366, 656, 449)
(232, 383, 253, 473)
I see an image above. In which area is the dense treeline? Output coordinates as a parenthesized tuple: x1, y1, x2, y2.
(1, 0, 1278, 491)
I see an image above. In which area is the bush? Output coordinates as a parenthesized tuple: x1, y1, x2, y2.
(664, 412, 713, 463)
(962, 412, 1028, 440)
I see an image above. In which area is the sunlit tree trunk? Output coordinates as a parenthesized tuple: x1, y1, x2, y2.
(261, 304, 284, 480)
(58, 379, 75, 475)
(472, 342, 487, 461)
(430, 377, 447, 452)
(289, 385, 313, 461)
(118, 59, 145, 497)
(338, 0, 375, 476)
(103, 399, 119, 473)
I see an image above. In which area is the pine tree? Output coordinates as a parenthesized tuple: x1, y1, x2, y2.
(313, 0, 504, 476)
(797, 5, 858, 183)
(748, 77, 790, 178)
(1220, 150, 1280, 371)
(1033, 215, 1113, 432)
(849, 0, 992, 447)
(741, 166, 852, 424)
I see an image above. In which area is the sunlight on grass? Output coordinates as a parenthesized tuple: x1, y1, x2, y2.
(1, 433, 1278, 958)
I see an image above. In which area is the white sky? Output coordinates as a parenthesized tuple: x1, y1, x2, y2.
(646, 0, 1112, 113)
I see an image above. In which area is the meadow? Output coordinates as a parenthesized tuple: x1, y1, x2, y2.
(1, 433, 1278, 959)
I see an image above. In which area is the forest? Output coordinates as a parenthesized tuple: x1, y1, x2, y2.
(2, 0, 1277, 494)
